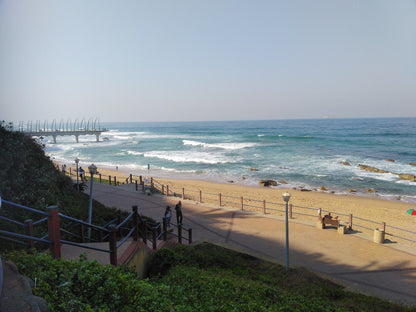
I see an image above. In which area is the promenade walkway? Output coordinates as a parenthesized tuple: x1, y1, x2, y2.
(87, 182, 416, 306)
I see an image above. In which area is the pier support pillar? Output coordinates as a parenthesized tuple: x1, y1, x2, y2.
(53, 135, 57, 144)
(95, 134, 100, 142)
(75, 135, 79, 143)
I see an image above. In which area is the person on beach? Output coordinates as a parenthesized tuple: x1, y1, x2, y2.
(165, 206, 172, 227)
(62, 164, 66, 173)
(79, 167, 85, 181)
(147, 163, 150, 171)
(175, 200, 182, 225)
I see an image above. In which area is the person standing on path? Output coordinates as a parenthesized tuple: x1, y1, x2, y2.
(165, 206, 172, 227)
(175, 200, 182, 225)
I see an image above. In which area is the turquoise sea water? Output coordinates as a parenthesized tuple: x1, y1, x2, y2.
(44, 118, 416, 202)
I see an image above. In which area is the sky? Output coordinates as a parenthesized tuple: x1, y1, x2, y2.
(1, 0, 415, 123)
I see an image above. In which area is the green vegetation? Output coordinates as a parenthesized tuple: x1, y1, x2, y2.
(0, 123, 413, 311)
(3, 244, 411, 311)
(0, 123, 126, 250)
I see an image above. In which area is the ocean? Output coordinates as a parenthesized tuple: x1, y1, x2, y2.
(44, 118, 416, 203)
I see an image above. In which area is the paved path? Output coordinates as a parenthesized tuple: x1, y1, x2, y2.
(89, 182, 416, 306)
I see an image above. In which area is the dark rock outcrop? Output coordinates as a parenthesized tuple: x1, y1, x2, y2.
(358, 164, 389, 174)
(0, 261, 49, 312)
(258, 180, 277, 187)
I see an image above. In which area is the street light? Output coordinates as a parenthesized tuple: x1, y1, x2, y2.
(75, 157, 80, 192)
(282, 191, 291, 271)
(87, 163, 97, 240)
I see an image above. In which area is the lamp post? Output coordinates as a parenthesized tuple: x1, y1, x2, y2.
(87, 163, 97, 240)
(282, 191, 291, 271)
(75, 157, 80, 192)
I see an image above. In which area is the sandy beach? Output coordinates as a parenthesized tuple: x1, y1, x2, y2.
(59, 161, 416, 242)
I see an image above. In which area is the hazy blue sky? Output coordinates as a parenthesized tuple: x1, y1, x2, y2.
(1, 0, 415, 123)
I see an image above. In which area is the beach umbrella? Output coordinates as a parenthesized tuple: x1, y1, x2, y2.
(406, 209, 416, 216)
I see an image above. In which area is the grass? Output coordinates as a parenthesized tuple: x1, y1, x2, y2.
(3, 242, 412, 311)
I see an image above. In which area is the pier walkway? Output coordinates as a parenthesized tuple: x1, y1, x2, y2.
(17, 118, 108, 143)
(88, 181, 416, 306)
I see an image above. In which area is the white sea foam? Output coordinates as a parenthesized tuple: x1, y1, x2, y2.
(143, 150, 238, 164)
(183, 140, 257, 150)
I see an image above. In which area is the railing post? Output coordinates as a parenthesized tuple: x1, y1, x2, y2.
(349, 214, 353, 230)
(80, 224, 85, 243)
(142, 182, 145, 193)
(182, 188, 185, 200)
(199, 190, 202, 203)
(109, 176, 112, 185)
(151, 177, 154, 190)
(133, 205, 139, 241)
(135, 180, 138, 191)
(163, 218, 167, 241)
(139, 176, 143, 185)
(142, 219, 147, 244)
(117, 211, 122, 237)
(152, 228, 157, 250)
(178, 224, 182, 244)
(289, 204, 293, 219)
(47, 206, 61, 259)
(162, 185, 165, 195)
(99, 174, 102, 183)
(166, 185, 169, 196)
(114, 176, 117, 186)
(25, 219, 35, 249)
(263, 200, 266, 214)
(130, 174, 132, 184)
(382, 222, 386, 232)
(109, 225, 117, 266)
(188, 228, 192, 244)
(241, 197, 243, 211)
(219, 193, 222, 206)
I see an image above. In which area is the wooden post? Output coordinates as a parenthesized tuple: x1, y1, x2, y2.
(152, 228, 157, 250)
(163, 218, 167, 241)
(47, 206, 61, 259)
(182, 188, 185, 200)
(142, 219, 147, 244)
(151, 177, 154, 191)
(130, 174, 132, 184)
(219, 193, 222, 206)
(25, 219, 35, 249)
(142, 183, 145, 193)
(241, 197, 243, 211)
(289, 204, 293, 219)
(133, 205, 139, 241)
(69, 168, 72, 175)
(382, 222, 386, 232)
(199, 190, 202, 203)
(109, 225, 117, 266)
(188, 228, 192, 244)
(263, 200, 266, 214)
(109, 176, 112, 185)
(178, 224, 182, 244)
(139, 176, 143, 185)
(135, 180, 138, 191)
(80, 224, 85, 243)
(162, 185, 165, 194)
(166, 185, 169, 196)
(114, 176, 117, 186)
(349, 214, 353, 230)
(99, 173, 102, 183)
(117, 211, 122, 237)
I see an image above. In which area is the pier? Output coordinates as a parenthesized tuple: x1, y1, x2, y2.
(18, 118, 108, 143)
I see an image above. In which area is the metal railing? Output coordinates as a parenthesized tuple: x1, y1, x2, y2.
(1, 198, 193, 266)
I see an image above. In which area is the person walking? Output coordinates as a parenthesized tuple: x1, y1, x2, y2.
(175, 200, 182, 225)
(164, 206, 172, 227)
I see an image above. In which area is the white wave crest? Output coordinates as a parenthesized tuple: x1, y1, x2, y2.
(183, 140, 256, 150)
(144, 150, 237, 164)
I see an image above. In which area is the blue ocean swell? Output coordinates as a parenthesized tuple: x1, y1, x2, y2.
(44, 118, 416, 200)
